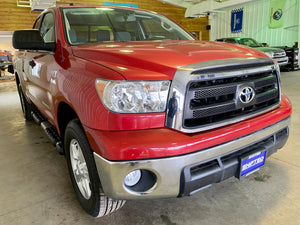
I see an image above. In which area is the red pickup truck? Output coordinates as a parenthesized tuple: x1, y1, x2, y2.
(13, 5, 292, 217)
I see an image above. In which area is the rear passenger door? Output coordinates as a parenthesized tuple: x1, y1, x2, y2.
(23, 12, 57, 123)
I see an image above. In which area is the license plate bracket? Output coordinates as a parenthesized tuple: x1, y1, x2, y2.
(239, 150, 266, 179)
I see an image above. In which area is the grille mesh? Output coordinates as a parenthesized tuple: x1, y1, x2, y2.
(273, 51, 286, 58)
(183, 70, 280, 129)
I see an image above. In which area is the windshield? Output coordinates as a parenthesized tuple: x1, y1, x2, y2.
(62, 7, 194, 45)
(236, 38, 262, 48)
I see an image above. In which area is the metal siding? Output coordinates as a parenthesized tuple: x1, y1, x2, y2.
(210, 0, 298, 47)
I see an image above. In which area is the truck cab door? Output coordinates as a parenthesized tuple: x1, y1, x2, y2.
(23, 12, 57, 123)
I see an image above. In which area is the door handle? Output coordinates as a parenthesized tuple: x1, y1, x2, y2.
(29, 60, 36, 68)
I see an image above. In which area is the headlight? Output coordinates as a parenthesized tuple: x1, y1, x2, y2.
(96, 79, 170, 113)
(264, 51, 273, 58)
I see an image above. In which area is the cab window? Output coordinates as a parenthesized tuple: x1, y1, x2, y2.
(39, 13, 55, 43)
(225, 39, 237, 44)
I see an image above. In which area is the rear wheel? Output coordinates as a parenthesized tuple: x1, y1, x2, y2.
(17, 83, 32, 120)
(64, 119, 125, 217)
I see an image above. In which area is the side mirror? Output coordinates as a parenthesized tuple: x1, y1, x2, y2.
(261, 43, 268, 47)
(12, 29, 55, 51)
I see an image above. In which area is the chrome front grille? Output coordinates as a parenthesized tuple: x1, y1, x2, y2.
(166, 57, 281, 133)
(183, 70, 279, 128)
(273, 51, 286, 58)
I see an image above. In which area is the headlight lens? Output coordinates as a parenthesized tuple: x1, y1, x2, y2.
(96, 79, 170, 113)
(264, 51, 273, 58)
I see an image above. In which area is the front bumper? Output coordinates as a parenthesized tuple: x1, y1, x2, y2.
(93, 117, 290, 200)
(276, 56, 289, 67)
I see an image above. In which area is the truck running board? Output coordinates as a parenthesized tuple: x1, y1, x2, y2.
(31, 111, 64, 155)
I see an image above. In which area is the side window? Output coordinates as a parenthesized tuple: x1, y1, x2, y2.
(225, 39, 237, 44)
(39, 13, 55, 43)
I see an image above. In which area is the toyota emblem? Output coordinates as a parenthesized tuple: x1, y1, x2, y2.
(239, 86, 255, 104)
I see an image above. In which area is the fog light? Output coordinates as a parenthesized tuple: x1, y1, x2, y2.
(124, 170, 142, 187)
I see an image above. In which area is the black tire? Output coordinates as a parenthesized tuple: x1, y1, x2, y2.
(64, 119, 125, 217)
(17, 83, 32, 120)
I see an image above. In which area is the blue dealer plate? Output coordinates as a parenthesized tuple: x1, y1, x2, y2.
(239, 150, 266, 178)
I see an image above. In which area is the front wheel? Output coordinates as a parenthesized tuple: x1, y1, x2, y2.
(64, 119, 125, 217)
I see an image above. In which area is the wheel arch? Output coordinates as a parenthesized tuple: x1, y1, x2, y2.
(57, 101, 79, 146)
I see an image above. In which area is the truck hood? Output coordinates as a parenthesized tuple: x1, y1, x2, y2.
(255, 47, 284, 53)
(71, 40, 267, 80)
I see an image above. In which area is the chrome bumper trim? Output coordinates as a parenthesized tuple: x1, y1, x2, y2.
(277, 56, 289, 66)
(94, 117, 290, 200)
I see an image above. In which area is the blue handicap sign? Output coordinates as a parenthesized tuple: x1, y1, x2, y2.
(231, 8, 243, 33)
